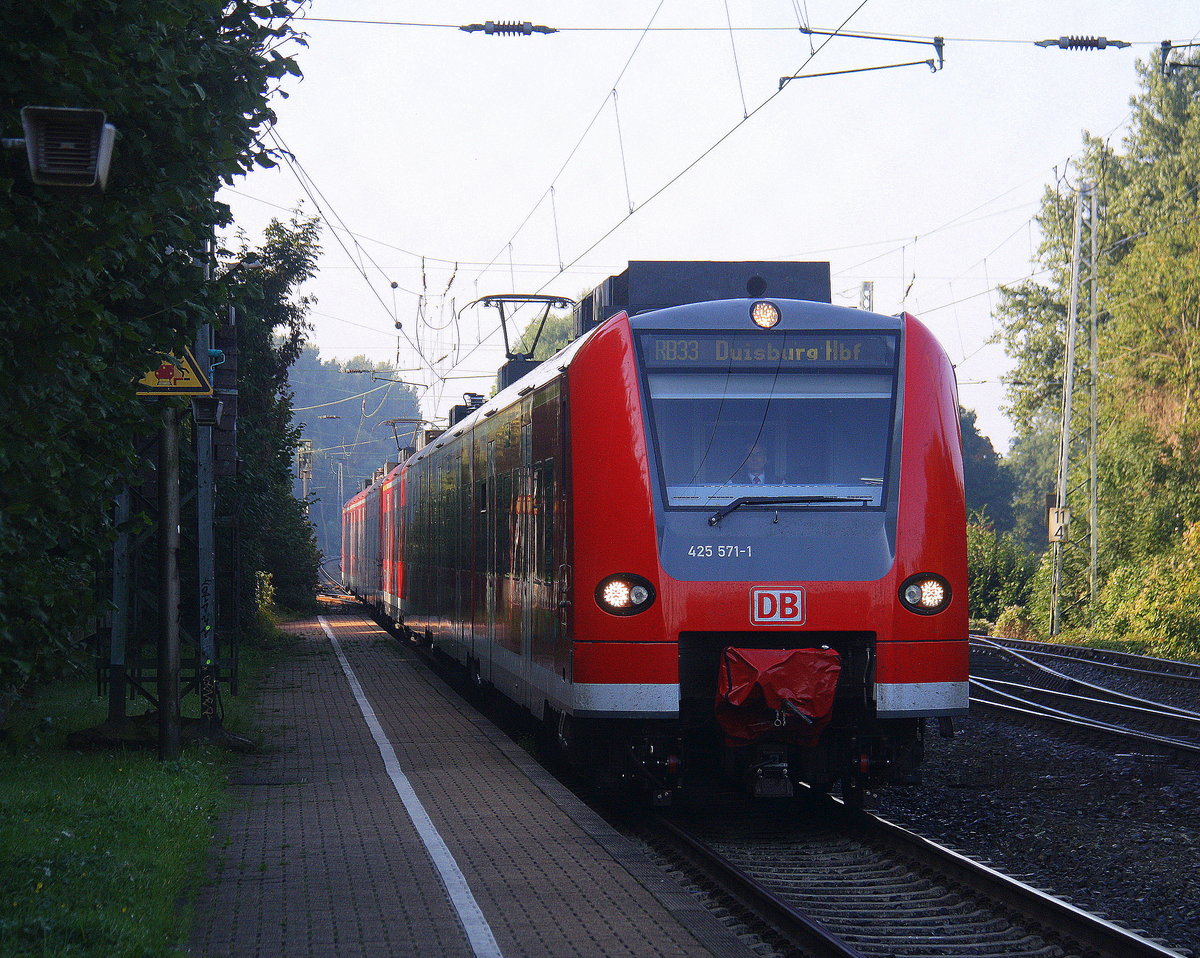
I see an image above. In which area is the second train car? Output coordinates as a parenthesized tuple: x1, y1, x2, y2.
(342, 261, 968, 804)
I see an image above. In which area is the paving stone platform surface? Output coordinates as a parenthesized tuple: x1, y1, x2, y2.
(187, 603, 755, 957)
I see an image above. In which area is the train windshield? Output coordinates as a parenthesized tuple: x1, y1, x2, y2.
(637, 331, 899, 509)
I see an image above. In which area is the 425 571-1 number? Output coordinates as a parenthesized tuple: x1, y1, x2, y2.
(687, 545, 753, 558)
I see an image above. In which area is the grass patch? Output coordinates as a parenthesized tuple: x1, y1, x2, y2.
(0, 613, 296, 957)
(0, 681, 225, 957)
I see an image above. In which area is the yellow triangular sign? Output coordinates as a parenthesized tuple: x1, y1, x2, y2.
(137, 347, 213, 396)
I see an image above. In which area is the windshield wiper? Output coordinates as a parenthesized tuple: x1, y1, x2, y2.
(708, 495, 873, 526)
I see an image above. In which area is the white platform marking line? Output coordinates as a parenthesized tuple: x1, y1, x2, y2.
(319, 616, 503, 958)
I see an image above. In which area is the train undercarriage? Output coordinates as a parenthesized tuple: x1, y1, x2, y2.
(547, 705, 931, 808)
(387, 607, 944, 808)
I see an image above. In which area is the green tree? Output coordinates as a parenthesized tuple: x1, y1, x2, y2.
(1004, 412, 1058, 553)
(224, 215, 322, 613)
(994, 50, 1200, 645)
(287, 348, 421, 561)
(515, 311, 574, 359)
(1094, 521, 1200, 657)
(0, 1, 304, 702)
(959, 406, 1015, 531)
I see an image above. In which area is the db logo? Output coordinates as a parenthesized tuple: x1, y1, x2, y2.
(750, 588, 806, 625)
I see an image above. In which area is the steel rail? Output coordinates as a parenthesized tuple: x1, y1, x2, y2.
(654, 815, 869, 958)
(974, 635, 1200, 683)
(654, 800, 1186, 958)
(969, 683, 1200, 762)
(972, 676, 1200, 735)
(1009, 649, 1200, 684)
(972, 637, 1200, 720)
(863, 811, 1186, 958)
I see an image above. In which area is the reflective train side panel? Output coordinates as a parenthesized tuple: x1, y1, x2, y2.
(343, 289, 968, 800)
(340, 488, 368, 599)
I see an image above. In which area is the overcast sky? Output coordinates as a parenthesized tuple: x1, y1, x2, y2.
(220, 1, 1200, 453)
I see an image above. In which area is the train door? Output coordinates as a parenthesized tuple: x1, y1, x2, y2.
(529, 381, 568, 709)
(549, 386, 571, 690)
(519, 419, 534, 710)
(482, 439, 497, 686)
(455, 447, 471, 663)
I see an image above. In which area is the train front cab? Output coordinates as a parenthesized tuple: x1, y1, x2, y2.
(566, 298, 968, 800)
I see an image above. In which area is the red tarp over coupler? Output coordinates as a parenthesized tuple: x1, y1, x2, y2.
(715, 647, 841, 747)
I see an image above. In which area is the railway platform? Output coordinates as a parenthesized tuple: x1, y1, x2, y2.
(187, 600, 756, 958)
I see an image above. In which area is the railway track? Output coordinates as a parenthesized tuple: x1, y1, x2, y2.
(975, 635, 1200, 687)
(969, 638, 1200, 764)
(641, 791, 1184, 958)
(399, 617, 1193, 957)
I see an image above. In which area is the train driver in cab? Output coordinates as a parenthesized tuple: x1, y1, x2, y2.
(740, 444, 776, 485)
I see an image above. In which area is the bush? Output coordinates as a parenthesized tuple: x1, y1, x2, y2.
(255, 571, 276, 614)
(967, 517, 1041, 622)
(1094, 522, 1200, 657)
(994, 605, 1041, 641)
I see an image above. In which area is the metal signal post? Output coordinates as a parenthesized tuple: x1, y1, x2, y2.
(1050, 182, 1100, 636)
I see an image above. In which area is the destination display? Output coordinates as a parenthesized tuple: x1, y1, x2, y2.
(639, 332, 896, 369)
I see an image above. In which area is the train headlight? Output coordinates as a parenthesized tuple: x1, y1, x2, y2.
(899, 574, 951, 615)
(750, 300, 780, 329)
(596, 574, 656, 616)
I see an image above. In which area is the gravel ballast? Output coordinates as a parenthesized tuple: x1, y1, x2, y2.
(869, 709, 1200, 956)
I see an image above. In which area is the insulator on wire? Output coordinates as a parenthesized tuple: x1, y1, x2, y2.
(459, 20, 558, 36)
(1036, 35, 1130, 51)
(488, 20, 530, 35)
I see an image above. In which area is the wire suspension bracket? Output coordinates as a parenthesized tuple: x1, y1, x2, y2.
(1161, 40, 1200, 75)
(780, 30, 944, 89)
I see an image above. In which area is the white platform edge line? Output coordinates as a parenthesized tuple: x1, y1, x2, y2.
(319, 616, 503, 958)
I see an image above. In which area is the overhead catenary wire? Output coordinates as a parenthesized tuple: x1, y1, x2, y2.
(275, 145, 1193, 404)
(293, 381, 392, 412)
(817, 143, 1200, 375)
(235, 13, 1133, 352)
(244, 7, 1193, 439)
(471, 0, 670, 287)
(224, 187, 459, 267)
(265, 128, 443, 386)
(266, 130, 420, 303)
(829, 107, 1148, 350)
(611, 90, 635, 213)
(913, 190, 1200, 373)
(449, 0, 879, 382)
(297, 15, 1167, 48)
(723, 0, 750, 118)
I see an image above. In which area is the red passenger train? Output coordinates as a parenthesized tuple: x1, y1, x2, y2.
(342, 262, 968, 804)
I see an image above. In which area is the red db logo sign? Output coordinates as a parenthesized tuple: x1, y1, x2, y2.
(750, 588, 806, 625)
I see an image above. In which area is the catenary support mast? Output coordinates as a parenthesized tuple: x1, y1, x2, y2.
(1050, 182, 1100, 636)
